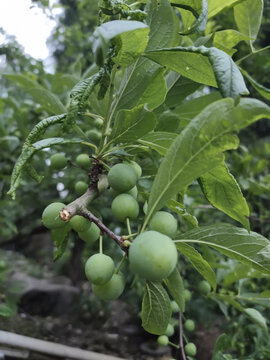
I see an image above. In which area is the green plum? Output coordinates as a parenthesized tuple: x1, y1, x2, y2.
(78, 223, 100, 242)
(184, 343, 197, 356)
(70, 215, 90, 232)
(129, 231, 177, 281)
(157, 335, 169, 346)
(75, 153, 91, 169)
(92, 273, 125, 301)
(110, 186, 138, 199)
(149, 211, 177, 238)
(85, 254, 114, 285)
(108, 163, 137, 192)
(75, 181, 88, 195)
(111, 194, 139, 222)
(124, 160, 142, 179)
(42, 202, 66, 229)
(199, 280, 211, 295)
(50, 153, 67, 170)
(184, 319, 195, 332)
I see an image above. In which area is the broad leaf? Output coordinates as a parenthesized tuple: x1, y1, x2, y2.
(92, 20, 149, 67)
(214, 30, 252, 56)
(164, 267, 185, 312)
(240, 68, 270, 100)
(176, 242, 216, 289)
(144, 98, 270, 227)
(234, 0, 263, 50)
(175, 224, 270, 275)
(244, 308, 267, 331)
(138, 132, 177, 156)
(199, 162, 250, 230)
(141, 281, 171, 335)
(144, 46, 249, 98)
(208, 0, 246, 18)
(107, 106, 157, 146)
(111, 0, 179, 117)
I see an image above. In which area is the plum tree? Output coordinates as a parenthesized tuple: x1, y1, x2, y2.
(78, 222, 100, 242)
(92, 273, 125, 300)
(108, 163, 137, 192)
(149, 211, 177, 238)
(111, 194, 139, 222)
(70, 215, 90, 232)
(185, 342, 197, 356)
(157, 335, 169, 346)
(199, 280, 211, 295)
(75, 181, 88, 195)
(42, 202, 66, 229)
(129, 231, 177, 281)
(85, 254, 114, 285)
(75, 153, 91, 169)
(184, 319, 195, 331)
(50, 153, 67, 170)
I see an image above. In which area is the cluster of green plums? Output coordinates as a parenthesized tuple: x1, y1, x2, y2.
(157, 291, 197, 357)
(41, 202, 100, 243)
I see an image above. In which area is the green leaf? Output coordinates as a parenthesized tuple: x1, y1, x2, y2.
(142, 281, 171, 335)
(172, 0, 208, 35)
(173, 92, 221, 124)
(240, 68, 270, 100)
(138, 132, 177, 156)
(176, 242, 216, 290)
(51, 223, 72, 261)
(111, 0, 179, 115)
(108, 106, 157, 147)
(175, 224, 270, 275)
(244, 308, 267, 331)
(212, 334, 231, 359)
(3, 73, 66, 115)
(234, 0, 263, 50)
(199, 162, 250, 230)
(92, 20, 149, 67)
(164, 267, 185, 312)
(138, 68, 167, 110)
(208, 0, 246, 18)
(144, 98, 270, 227)
(0, 302, 17, 317)
(214, 30, 252, 55)
(214, 293, 244, 311)
(144, 46, 249, 98)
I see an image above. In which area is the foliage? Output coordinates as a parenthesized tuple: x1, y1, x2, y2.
(2, 0, 270, 359)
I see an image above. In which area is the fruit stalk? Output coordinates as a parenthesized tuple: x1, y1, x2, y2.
(179, 311, 187, 360)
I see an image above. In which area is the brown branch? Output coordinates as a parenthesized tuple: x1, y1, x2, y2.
(179, 311, 187, 360)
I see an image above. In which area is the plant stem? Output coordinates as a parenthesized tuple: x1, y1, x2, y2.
(236, 45, 270, 65)
(115, 254, 127, 274)
(168, 341, 180, 349)
(179, 311, 187, 360)
(79, 112, 104, 121)
(99, 235, 103, 254)
(126, 217, 132, 237)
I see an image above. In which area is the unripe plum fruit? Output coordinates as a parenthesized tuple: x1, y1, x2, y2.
(110, 186, 138, 199)
(129, 231, 177, 281)
(75, 181, 88, 195)
(78, 223, 100, 242)
(75, 153, 91, 169)
(165, 323, 174, 337)
(184, 342, 197, 356)
(184, 319, 195, 332)
(50, 153, 67, 170)
(170, 300, 180, 313)
(70, 215, 90, 233)
(124, 160, 142, 179)
(85, 254, 114, 285)
(42, 202, 66, 229)
(86, 129, 101, 145)
(112, 194, 139, 222)
(184, 289, 192, 302)
(199, 280, 211, 295)
(157, 335, 169, 346)
(149, 211, 177, 238)
(92, 273, 125, 301)
(108, 163, 137, 192)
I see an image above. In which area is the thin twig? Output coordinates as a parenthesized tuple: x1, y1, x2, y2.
(179, 311, 187, 360)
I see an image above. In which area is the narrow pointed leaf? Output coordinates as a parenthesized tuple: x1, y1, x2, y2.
(176, 243, 216, 290)
(244, 308, 267, 331)
(208, 0, 246, 18)
(141, 281, 171, 335)
(241, 68, 270, 100)
(175, 224, 270, 275)
(138, 132, 177, 156)
(145, 98, 270, 227)
(174, 0, 208, 35)
(199, 162, 250, 230)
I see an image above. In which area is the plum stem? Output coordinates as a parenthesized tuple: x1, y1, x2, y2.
(179, 311, 187, 360)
